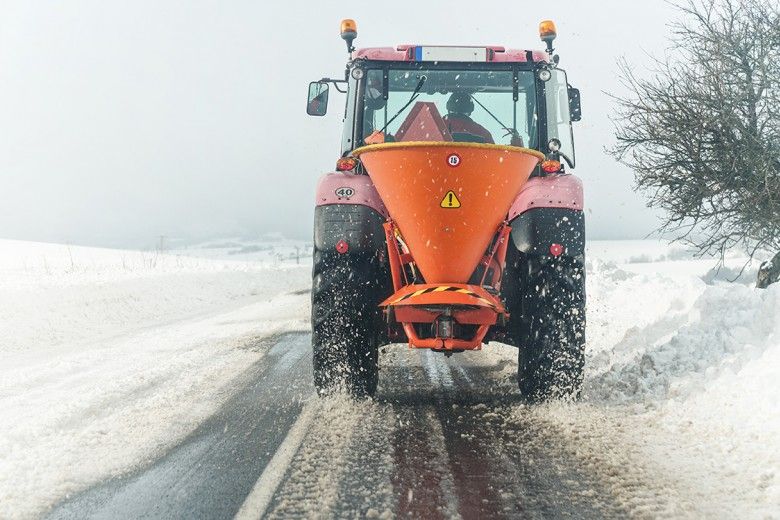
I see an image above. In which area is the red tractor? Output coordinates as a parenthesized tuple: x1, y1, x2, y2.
(306, 20, 585, 401)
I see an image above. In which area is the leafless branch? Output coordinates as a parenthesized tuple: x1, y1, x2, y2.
(608, 0, 780, 265)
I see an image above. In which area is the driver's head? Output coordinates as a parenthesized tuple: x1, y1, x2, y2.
(446, 92, 474, 116)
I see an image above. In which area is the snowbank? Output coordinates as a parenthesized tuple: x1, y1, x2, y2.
(575, 245, 779, 516)
(482, 243, 778, 516)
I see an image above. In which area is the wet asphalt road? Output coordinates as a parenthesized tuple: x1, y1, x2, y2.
(48, 333, 625, 519)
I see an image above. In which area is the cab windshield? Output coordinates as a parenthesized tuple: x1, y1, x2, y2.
(360, 68, 537, 148)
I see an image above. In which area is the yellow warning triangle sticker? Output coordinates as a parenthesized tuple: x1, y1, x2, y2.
(440, 190, 461, 208)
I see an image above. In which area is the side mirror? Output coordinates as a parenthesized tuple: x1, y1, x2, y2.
(568, 85, 581, 122)
(307, 82, 329, 116)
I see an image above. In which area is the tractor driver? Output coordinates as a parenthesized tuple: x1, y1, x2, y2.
(443, 92, 494, 144)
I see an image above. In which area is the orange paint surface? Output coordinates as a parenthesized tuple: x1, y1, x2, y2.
(354, 142, 542, 283)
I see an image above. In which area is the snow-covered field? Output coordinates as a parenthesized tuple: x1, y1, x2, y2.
(0, 238, 311, 519)
(0, 238, 777, 518)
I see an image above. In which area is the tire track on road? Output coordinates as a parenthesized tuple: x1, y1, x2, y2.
(48, 337, 629, 520)
(445, 349, 628, 519)
(384, 351, 459, 519)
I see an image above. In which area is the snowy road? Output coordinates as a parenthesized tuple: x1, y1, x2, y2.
(48, 333, 623, 519)
(3, 239, 778, 518)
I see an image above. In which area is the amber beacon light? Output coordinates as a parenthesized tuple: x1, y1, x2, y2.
(340, 19, 357, 53)
(539, 20, 557, 42)
(539, 19, 557, 55)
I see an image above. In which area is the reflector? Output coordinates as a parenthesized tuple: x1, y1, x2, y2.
(336, 157, 357, 171)
(541, 159, 562, 173)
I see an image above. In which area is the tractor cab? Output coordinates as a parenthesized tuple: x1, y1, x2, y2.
(307, 20, 581, 172)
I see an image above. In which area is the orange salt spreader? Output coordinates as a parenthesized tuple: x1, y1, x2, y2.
(353, 142, 544, 351)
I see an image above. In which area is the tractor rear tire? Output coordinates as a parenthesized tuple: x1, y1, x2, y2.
(512, 252, 586, 402)
(312, 249, 386, 397)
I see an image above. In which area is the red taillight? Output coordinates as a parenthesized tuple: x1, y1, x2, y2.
(549, 243, 564, 257)
(336, 157, 358, 171)
(541, 159, 562, 173)
(335, 240, 349, 254)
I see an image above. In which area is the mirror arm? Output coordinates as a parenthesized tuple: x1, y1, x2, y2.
(318, 77, 348, 93)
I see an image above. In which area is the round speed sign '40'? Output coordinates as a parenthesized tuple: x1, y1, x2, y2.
(334, 186, 355, 199)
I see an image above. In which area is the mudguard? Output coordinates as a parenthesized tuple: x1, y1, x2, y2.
(313, 172, 395, 345)
(508, 175, 585, 258)
(509, 208, 585, 257)
(314, 172, 387, 253)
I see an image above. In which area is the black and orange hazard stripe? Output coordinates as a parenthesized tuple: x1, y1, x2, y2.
(387, 285, 499, 310)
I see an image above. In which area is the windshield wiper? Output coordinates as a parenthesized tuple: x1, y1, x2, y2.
(471, 94, 530, 147)
(470, 95, 511, 132)
(377, 75, 427, 134)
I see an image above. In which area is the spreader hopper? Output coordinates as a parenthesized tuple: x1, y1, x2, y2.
(353, 142, 543, 349)
(354, 142, 542, 283)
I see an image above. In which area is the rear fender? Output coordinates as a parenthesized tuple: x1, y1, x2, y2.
(508, 174, 584, 218)
(316, 172, 387, 217)
(314, 172, 395, 344)
(314, 172, 387, 254)
(508, 175, 585, 258)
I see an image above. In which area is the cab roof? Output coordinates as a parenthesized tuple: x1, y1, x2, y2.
(352, 45, 550, 63)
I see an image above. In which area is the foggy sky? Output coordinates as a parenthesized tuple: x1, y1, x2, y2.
(0, 0, 676, 249)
